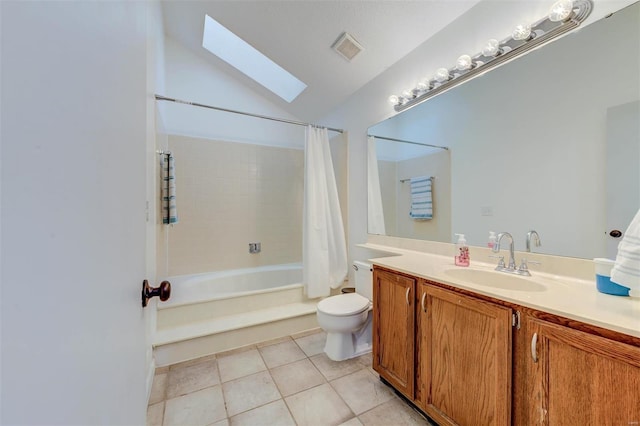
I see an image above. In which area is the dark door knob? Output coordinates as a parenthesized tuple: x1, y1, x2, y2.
(142, 280, 171, 307)
(609, 229, 623, 238)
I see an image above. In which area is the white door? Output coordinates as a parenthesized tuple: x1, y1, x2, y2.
(1, 2, 151, 424)
(605, 101, 640, 259)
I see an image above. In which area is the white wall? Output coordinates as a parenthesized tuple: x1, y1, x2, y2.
(320, 0, 637, 263)
(160, 37, 304, 148)
(1, 1, 158, 424)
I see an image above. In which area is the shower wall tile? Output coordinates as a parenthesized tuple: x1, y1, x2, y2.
(166, 135, 303, 276)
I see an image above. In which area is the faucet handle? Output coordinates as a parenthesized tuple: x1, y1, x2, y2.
(489, 255, 506, 269)
(517, 258, 541, 276)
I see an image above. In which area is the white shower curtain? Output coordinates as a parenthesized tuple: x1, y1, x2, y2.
(303, 126, 348, 298)
(367, 136, 386, 235)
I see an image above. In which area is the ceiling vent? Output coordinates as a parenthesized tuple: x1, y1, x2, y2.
(331, 32, 363, 62)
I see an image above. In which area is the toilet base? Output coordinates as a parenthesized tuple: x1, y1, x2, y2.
(323, 313, 372, 361)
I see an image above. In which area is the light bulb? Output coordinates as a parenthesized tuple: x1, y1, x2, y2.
(482, 39, 502, 57)
(416, 81, 428, 91)
(512, 23, 532, 41)
(401, 89, 414, 100)
(435, 68, 451, 83)
(456, 54, 474, 71)
(388, 95, 399, 105)
(549, 0, 573, 22)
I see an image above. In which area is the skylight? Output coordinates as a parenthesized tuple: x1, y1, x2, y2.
(202, 15, 307, 103)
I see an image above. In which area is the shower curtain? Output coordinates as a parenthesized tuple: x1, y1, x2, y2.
(367, 136, 386, 235)
(303, 126, 348, 298)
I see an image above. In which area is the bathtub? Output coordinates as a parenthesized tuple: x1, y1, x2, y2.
(161, 262, 303, 308)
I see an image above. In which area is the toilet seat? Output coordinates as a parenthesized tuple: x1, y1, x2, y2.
(317, 293, 370, 316)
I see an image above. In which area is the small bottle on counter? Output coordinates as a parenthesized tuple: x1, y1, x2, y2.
(488, 231, 497, 249)
(455, 233, 470, 267)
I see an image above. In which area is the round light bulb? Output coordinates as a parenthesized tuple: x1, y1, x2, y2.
(456, 54, 474, 71)
(401, 89, 414, 100)
(435, 68, 451, 82)
(549, 0, 573, 22)
(512, 23, 532, 41)
(482, 39, 501, 57)
(388, 95, 399, 105)
(416, 81, 428, 91)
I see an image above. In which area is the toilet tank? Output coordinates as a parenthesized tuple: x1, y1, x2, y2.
(353, 261, 373, 300)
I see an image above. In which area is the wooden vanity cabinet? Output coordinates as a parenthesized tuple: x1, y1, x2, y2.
(373, 267, 513, 425)
(421, 283, 513, 426)
(372, 268, 416, 399)
(527, 317, 640, 425)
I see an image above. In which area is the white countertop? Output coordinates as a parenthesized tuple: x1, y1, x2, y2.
(362, 243, 640, 339)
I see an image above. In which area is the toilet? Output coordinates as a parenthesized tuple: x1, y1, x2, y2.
(316, 261, 373, 361)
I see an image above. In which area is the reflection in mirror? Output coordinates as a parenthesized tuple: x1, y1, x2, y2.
(368, 2, 639, 259)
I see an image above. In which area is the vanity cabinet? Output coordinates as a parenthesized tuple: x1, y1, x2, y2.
(527, 318, 640, 425)
(373, 267, 513, 425)
(372, 268, 416, 398)
(421, 284, 512, 426)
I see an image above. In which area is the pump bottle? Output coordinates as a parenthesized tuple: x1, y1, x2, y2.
(455, 233, 470, 267)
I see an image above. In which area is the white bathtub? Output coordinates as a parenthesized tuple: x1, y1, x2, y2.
(161, 263, 303, 308)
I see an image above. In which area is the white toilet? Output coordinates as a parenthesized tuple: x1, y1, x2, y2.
(316, 261, 373, 361)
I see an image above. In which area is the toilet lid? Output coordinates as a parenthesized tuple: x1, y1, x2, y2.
(317, 293, 370, 316)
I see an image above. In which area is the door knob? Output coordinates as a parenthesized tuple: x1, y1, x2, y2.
(609, 229, 623, 238)
(142, 280, 171, 307)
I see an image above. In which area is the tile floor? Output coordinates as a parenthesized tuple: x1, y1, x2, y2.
(147, 329, 434, 426)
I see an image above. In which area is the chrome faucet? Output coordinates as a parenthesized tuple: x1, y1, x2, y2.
(526, 230, 541, 252)
(493, 232, 517, 272)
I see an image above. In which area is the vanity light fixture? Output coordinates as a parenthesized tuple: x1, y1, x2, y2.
(388, 0, 592, 112)
(435, 67, 452, 82)
(549, 0, 575, 22)
(481, 39, 502, 57)
(456, 54, 475, 71)
(512, 23, 534, 41)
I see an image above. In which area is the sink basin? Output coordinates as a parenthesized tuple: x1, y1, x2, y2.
(443, 268, 547, 292)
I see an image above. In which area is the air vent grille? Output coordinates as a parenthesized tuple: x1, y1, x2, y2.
(332, 32, 363, 61)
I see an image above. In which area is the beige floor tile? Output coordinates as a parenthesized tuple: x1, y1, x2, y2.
(146, 402, 164, 426)
(222, 371, 281, 417)
(229, 399, 295, 426)
(211, 419, 229, 426)
(339, 417, 364, 426)
(294, 330, 327, 357)
(149, 373, 167, 404)
(163, 386, 226, 426)
(259, 340, 307, 369)
(217, 348, 267, 383)
(166, 358, 220, 399)
(358, 398, 431, 426)
(285, 383, 354, 426)
(270, 358, 326, 397)
(331, 369, 395, 415)
(169, 354, 216, 371)
(310, 353, 365, 381)
(356, 352, 372, 368)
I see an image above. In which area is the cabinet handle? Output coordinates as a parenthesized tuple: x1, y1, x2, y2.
(406, 287, 411, 305)
(421, 292, 427, 312)
(531, 332, 538, 363)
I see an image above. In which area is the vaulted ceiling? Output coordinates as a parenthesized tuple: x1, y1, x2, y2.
(161, 1, 481, 122)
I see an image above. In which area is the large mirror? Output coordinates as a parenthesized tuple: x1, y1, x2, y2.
(368, 1, 639, 259)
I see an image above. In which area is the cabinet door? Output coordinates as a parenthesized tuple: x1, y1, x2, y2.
(422, 285, 512, 426)
(529, 319, 640, 425)
(373, 268, 416, 399)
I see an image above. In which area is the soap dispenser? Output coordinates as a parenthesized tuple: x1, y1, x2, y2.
(488, 231, 497, 249)
(455, 234, 470, 267)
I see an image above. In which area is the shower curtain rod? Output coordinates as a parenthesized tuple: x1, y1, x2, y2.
(368, 134, 449, 151)
(155, 95, 344, 134)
